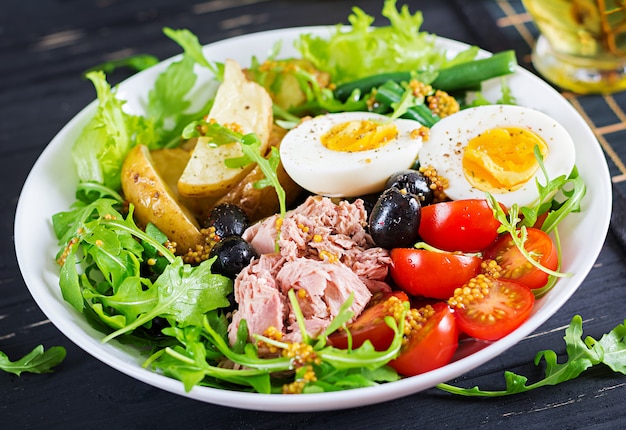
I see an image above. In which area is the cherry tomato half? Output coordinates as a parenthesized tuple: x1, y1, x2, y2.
(390, 248, 483, 299)
(418, 199, 502, 253)
(327, 291, 409, 351)
(389, 302, 458, 376)
(483, 227, 558, 290)
(451, 277, 535, 341)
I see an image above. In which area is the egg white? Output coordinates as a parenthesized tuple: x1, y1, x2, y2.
(279, 112, 424, 197)
(418, 104, 576, 208)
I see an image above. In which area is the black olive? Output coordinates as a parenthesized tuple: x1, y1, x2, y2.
(205, 203, 249, 238)
(209, 236, 258, 279)
(369, 187, 421, 249)
(385, 169, 434, 206)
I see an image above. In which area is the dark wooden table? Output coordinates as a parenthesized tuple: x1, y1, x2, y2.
(2, 1, 626, 428)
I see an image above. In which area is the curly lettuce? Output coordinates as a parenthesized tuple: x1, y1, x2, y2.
(71, 28, 215, 191)
(296, 0, 454, 84)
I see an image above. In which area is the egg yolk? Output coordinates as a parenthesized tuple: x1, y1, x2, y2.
(321, 119, 398, 152)
(462, 127, 549, 193)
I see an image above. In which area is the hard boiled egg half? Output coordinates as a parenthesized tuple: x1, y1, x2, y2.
(419, 104, 576, 208)
(279, 112, 424, 197)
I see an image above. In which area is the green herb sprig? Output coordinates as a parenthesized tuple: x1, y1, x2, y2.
(486, 145, 587, 297)
(144, 290, 404, 393)
(182, 120, 287, 217)
(437, 316, 626, 397)
(53, 200, 232, 339)
(0, 345, 66, 376)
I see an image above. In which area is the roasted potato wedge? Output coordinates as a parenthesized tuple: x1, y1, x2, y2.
(178, 59, 273, 199)
(121, 144, 204, 253)
(150, 147, 191, 195)
(214, 125, 303, 222)
(214, 154, 303, 223)
(151, 147, 218, 217)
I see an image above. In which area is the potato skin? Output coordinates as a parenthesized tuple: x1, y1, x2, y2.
(121, 145, 203, 253)
(177, 59, 274, 199)
(214, 125, 303, 223)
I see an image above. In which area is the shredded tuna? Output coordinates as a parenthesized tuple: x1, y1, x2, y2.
(229, 196, 393, 345)
(277, 258, 372, 342)
(228, 254, 287, 345)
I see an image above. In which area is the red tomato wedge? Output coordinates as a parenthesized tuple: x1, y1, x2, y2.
(450, 276, 535, 341)
(327, 291, 409, 351)
(483, 227, 558, 290)
(418, 199, 502, 252)
(390, 302, 458, 376)
(390, 248, 483, 299)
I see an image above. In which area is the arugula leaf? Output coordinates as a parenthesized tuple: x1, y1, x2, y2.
(536, 172, 587, 234)
(59, 246, 83, 311)
(0, 345, 66, 376)
(594, 320, 626, 374)
(52, 198, 122, 246)
(513, 149, 585, 233)
(437, 315, 626, 397)
(145, 28, 217, 149)
(54, 198, 131, 312)
(485, 147, 586, 296)
(84, 276, 156, 326)
(102, 258, 232, 342)
(467, 77, 517, 108)
(84, 223, 144, 289)
(142, 223, 171, 276)
(487, 196, 568, 280)
(182, 120, 287, 217)
(57, 203, 229, 327)
(145, 288, 405, 394)
(303, 362, 399, 393)
(75, 181, 124, 205)
(144, 315, 285, 393)
(100, 210, 175, 264)
(150, 344, 273, 393)
(496, 77, 517, 105)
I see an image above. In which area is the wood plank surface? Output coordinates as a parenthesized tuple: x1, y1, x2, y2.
(1, 1, 625, 428)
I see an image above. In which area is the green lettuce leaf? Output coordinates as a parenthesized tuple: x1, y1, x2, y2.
(71, 28, 216, 191)
(72, 71, 147, 190)
(296, 0, 450, 84)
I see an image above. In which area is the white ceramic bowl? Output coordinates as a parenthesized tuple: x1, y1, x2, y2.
(14, 27, 612, 412)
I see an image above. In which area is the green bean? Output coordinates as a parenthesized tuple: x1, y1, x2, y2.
(431, 50, 517, 92)
(334, 72, 412, 100)
(334, 50, 517, 99)
(374, 81, 440, 127)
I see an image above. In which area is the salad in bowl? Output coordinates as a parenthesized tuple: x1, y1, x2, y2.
(15, 0, 611, 411)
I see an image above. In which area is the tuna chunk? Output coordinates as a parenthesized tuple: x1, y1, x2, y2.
(230, 196, 392, 345)
(243, 195, 392, 290)
(229, 256, 372, 344)
(228, 254, 286, 345)
(242, 215, 278, 255)
(277, 258, 372, 341)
